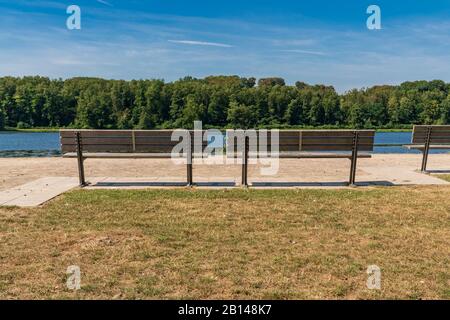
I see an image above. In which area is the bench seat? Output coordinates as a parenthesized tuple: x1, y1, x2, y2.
(63, 152, 373, 160)
(403, 144, 450, 150)
(235, 152, 372, 159)
(63, 152, 177, 159)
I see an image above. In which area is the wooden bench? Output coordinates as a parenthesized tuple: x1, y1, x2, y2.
(236, 130, 375, 187)
(61, 129, 374, 188)
(404, 125, 450, 172)
(60, 129, 207, 187)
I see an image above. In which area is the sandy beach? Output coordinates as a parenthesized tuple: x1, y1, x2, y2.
(1, 154, 449, 190)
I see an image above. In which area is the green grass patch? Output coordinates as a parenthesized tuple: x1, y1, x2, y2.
(435, 175, 450, 182)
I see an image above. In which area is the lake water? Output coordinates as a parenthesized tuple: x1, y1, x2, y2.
(0, 131, 448, 157)
(0, 132, 61, 157)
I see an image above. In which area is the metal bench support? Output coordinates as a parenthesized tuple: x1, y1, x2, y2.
(421, 126, 432, 172)
(75, 132, 87, 187)
(186, 132, 193, 187)
(349, 131, 359, 186)
(241, 135, 249, 187)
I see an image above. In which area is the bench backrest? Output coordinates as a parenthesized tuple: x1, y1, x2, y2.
(412, 125, 450, 145)
(60, 130, 208, 154)
(61, 129, 375, 154)
(227, 130, 375, 152)
(299, 130, 374, 152)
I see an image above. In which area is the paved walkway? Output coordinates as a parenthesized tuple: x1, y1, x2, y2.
(0, 155, 449, 207)
(87, 168, 448, 189)
(0, 177, 79, 207)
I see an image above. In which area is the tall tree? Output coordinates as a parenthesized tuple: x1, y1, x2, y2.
(1, 76, 450, 130)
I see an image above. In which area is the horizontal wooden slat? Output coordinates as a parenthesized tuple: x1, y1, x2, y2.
(226, 146, 300, 153)
(62, 145, 133, 153)
(301, 145, 373, 152)
(301, 130, 375, 137)
(270, 153, 372, 159)
(63, 151, 373, 159)
(404, 144, 450, 150)
(134, 146, 185, 153)
(226, 152, 372, 159)
(227, 145, 373, 152)
(60, 130, 133, 138)
(62, 142, 208, 148)
(413, 134, 450, 138)
(134, 131, 186, 138)
(228, 142, 372, 147)
(301, 137, 374, 144)
(276, 136, 299, 140)
(413, 137, 450, 144)
(61, 137, 132, 145)
(62, 138, 208, 145)
(62, 152, 174, 159)
(61, 146, 77, 153)
(413, 125, 450, 133)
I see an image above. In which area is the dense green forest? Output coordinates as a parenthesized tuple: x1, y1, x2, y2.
(0, 75, 449, 130)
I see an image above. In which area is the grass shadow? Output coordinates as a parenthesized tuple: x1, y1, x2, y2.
(250, 181, 394, 187)
(93, 181, 236, 187)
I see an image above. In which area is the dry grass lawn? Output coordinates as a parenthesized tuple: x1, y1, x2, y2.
(0, 187, 449, 300)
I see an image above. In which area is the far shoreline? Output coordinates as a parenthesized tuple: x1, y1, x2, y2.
(1, 127, 414, 133)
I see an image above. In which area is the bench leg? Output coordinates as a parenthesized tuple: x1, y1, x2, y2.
(76, 132, 87, 187)
(348, 132, 359, 186)
(187, 142, 193, 187)
(349, 156, 358, 186)
(187, 163, 193, 187)
(77, 157, 86, 187)
(421, 126, 432, 173)
(421, 150, 429, 173)
(241, 160, 248, 187)
(241, 136, 249, 187)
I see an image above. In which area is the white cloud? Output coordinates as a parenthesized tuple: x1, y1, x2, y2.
(3, 2, 450, 93)
(96, 0, 113, 6)
(279, 49, 326, 56)
(272, 39, 318, 46)
(168, 40, 233, 48)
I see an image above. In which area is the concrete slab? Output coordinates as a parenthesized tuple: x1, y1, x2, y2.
(2, 155, 450, 191)
(0, 155, 449, 206)
(0, 177, 79, 207)
(362, 167, 449, 185)
(84, 170, 449, 190)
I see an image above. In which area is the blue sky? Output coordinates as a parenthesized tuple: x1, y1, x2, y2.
(1, 0, 450, 92)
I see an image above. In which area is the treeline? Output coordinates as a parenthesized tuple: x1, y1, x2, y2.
(0, 75, 450, 130)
